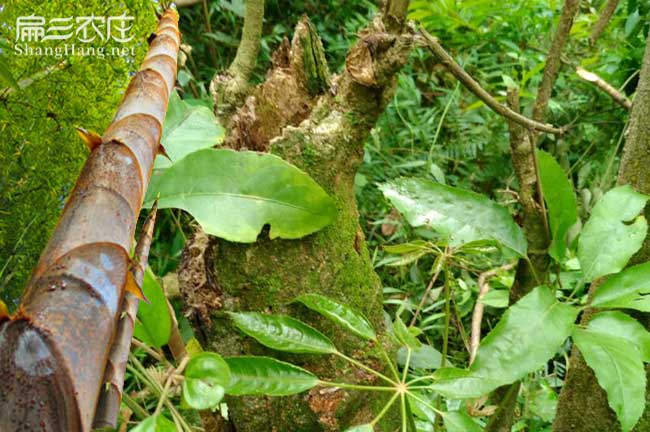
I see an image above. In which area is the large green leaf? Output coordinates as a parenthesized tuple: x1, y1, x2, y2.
(134, 267, 171, 348)
(591, 262, 650, 312)
(182, 352, 231, 410)
(431, 286, 578, 399)
(155, 91, 224, 169)
(578, 185, 648, 282)
(442, 411, 483, 432)
(228, 312, 337, 354)
(587, 312, 650, 362)
(131, 415, 176, 432)
(145, 149, 337, 242)
(294, 294, 376, 341)
(573, 327, 646, 432)
(225, 356, 318, 396)
(537, 150, 578, 261)
(380, 178, 526, 256)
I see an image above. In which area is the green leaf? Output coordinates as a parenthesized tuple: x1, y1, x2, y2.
(294, 293, 377, 341)
(182, 352, 230, 410)
(380, 178, 526, 256)
(537, 150, 578, 261)
(145, 149, 337, 242)
(479, 289, 509, 308)
(573, 327, 645, 432)
(441, 411, 482, 432)
(393, 316, 422, 349)
(578, 185, 649, 282)
(587, 312, 650, 362)
(591, 262, 650, 312)
(225, 356, 318, 396)
(397, 344, 443, 370)
(134, 268, 171, 348)
(228, 312, 337, 354)
(155, 91, 224, 169)
(131, 415, 176, 432)
(431, 287, 578, 399)
(343, 425, 374, 432)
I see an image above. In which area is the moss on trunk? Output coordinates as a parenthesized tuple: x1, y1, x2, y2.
(180, 8, 413, 431)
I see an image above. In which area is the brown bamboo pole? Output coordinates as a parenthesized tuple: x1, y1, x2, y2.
(0, 8, 179, 432)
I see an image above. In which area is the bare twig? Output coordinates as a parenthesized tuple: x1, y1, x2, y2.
(589, 0, 619, 46)
(418, 30, 566, 135)
(410, 252, 446, 327)
(531, 0, 581, 123)
(469, 262, 516, 365)
(93, 202, 159, 430)
(576, 66, 632, 109)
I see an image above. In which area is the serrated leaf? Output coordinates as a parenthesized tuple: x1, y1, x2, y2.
(587, 312, 650, 362)
(182, 352, 230, 410)
(155, 91, 224, 169)
(225, 356, 318, 395)
(573, 327, 645, 432)
(131, 415, 176, 432)
(134, 268, 171, 348)
(145, 149, 337, 242)
(578, 185, 649, 282)
(380, 178, 526, 256)
(591, 262, 650, 312)
(431, 287, 578, 399)
(537, 150, 578, 261)
(294, 294, 376, 341)
(228, 312, 337, 354)
(442, 411, 483, 432)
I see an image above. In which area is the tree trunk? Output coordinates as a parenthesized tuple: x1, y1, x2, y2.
(180, 4, 413, 431)
(553, 34, 650, 432)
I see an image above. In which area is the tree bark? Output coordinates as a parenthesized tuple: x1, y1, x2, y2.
(180, 3, 413, 431)
(553, 34, 650, 432)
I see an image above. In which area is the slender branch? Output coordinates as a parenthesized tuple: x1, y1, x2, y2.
(93, 202, 159, 430)
(576, 66, 632, 110)
(418, 30, 566, 135)
(0, 60, 68, 99)
(531, 0, 581, 123)
(589, 0, 619, 46)
(174, 0, 202, 6)
(469, 262, 516, 365)
(410, 253, 445, 326)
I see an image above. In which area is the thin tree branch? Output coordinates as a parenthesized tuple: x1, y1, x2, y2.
(418, 30, 566, 135)
(589, 0, 619, 46)
(93, 202, 159, 430)
(576, 66, 632, 109)
(469, 262, 516, 365)
(0, 60, 68, 99)
(175, 0, 202, 6)
(532, 0, 581, 122)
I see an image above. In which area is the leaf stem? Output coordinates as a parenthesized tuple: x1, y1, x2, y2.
(318, 381, 396, 392)
(378, 342, 401, 381)
(335, 351, 397, 385)
(370, 392, 401, 427)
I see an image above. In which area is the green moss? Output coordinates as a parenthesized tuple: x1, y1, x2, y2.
(0, 0, 156, 309)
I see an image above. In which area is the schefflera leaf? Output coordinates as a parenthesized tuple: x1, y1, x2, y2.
(182, 352, 231, 410)
(225, 356, 318, 396)
(228, 312, 337, 354)
(155, 91, 224, 169)
(294, 293, 377, 341)
(537, 150, 578, 262)
(431, 286, 578, 399)
(145, 149, 337, 242)
(578, 185, 649, 282)
(380, 178, 526, 256)
(573, 314, 648, 432)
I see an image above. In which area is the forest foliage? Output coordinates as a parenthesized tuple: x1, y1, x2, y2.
(2, 0, 650, 431)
